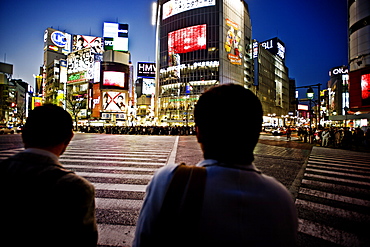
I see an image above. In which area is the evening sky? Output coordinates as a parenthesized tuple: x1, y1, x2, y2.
(0, 0, 347, 96)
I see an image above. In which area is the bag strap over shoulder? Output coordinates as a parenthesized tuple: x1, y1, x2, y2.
(157, 163, 207, 247)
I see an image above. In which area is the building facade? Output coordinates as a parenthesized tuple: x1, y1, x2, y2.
(41, 24, 133, 126)
(0, 62, 32, 126)
(253, 38, 291, 126)
(155, 0, 292, 126)
(347, 0, 370, 126)
(156, 0, 253, 124)
(0, 62, 13, 124)
(328, 66, 349, 116)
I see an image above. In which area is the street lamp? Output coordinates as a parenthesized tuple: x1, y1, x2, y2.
(306, 87, 314, 99)
(296, 83, 322, 128)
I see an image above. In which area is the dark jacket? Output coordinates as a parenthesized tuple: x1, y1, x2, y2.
(0, 151, 98, 247)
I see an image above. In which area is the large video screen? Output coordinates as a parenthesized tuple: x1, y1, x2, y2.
(168, 24, 207, 54)
(103, 71, 125, 88)
(361, 73, 370, 106)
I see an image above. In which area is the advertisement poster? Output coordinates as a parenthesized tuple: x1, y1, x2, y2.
(67, 48, 94, 77)
(72, 35, 104, 54)
(361, 73, 370, 106)
(224, 19, 242, 65)
(102, 92, 126, 112)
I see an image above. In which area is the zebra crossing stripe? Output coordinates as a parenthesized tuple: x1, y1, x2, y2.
(95, 198, 143, 211)
(305, 167, 370, 179)
(75, 172, 153, 180)
(298, 187, 370, 207)
(301, 179, 369, 195)
(296, 199, 367, 224)
(60, 158, 165, 166)
(63, 164, 157, 172)
(308, 162, 370, 172)
(309, 158, 370, 168)
(298, 218, 361, 246)
(305, 173, 370, 186)
(297, 146, 370, 246)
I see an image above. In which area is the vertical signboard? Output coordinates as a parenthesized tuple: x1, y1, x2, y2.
(224, 19, 242, 65)
(361, 73, 370, 106)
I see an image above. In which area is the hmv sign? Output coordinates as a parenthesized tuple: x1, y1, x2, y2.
(137, 62, 156, 78)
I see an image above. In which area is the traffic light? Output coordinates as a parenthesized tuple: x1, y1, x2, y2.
(10, 102, 16, 108)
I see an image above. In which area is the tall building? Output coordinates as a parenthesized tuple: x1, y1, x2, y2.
(0, 62, 13, 123)
(155, 0, 253, 124)
(348, 0, 370, 126)
(253, 38, 291, 126)
(43, 28, 70, 105)
(155, 0, 292, 126)
(328, 66, 349, 116)
(42, 23, 133, 126)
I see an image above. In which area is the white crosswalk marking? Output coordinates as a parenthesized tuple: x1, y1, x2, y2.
(0, 135, 179, 246)
(296, 146, 370, 247)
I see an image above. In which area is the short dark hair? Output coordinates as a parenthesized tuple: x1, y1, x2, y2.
(22, 104, 73, 148)
(194, 83, 263, 164)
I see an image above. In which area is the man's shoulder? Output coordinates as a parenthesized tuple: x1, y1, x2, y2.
(1, 152, 93, 191)
(151, 163, 179, 185)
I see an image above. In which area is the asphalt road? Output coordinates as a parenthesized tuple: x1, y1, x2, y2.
(0, 133, 369, 246)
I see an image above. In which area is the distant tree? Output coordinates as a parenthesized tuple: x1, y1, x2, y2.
(66, 90, 83, 131)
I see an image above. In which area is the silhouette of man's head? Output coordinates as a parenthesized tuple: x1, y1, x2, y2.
(22, 104, 73, 148)
(194, 83, 263, 164)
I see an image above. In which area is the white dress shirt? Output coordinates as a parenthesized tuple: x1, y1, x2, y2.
(133, 159, 298, 246)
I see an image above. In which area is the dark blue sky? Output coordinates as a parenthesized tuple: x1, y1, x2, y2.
(0, 0, 347, 90)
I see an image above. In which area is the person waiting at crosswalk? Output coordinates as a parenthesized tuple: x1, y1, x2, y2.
(0, 104, 98, 246)
(133, 83, 298, 247)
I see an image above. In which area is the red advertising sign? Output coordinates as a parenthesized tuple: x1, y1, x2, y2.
(168, 24, 207, 54)
(361, 73, 370, 106)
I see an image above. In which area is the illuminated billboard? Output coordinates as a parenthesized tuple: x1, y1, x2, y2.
(102, 91, 126, 112)
(163, 0, 215, 19)
(44, 28, 72, 54)
(103, 22, 129, 52)
(361, 73, 370, 106)
(142, 78, 156, 95)
(72, 35, 104, 54)
(138, 62, 156, 78)
(168, 24, 207, 54)
(261, 37, 286, 61)
(224, 19, 242, 65)
(92, 83, 101, 118)
(103, 71, 125, 88)
(67, 48, 94, 81)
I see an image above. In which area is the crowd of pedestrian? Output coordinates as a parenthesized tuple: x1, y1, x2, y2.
(78, 125, 197, 136)
(297, 126, 370, 150)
